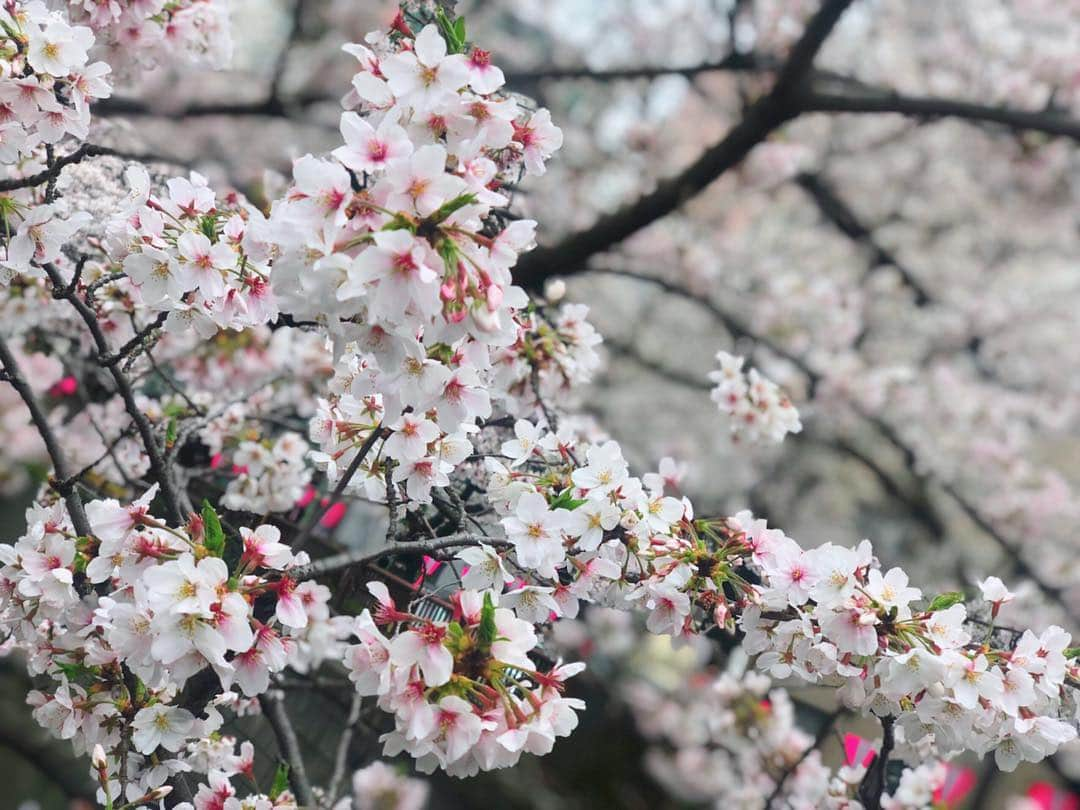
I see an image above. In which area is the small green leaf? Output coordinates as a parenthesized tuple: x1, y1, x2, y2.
(201, 499, 226, 558)
(436, 237, 459, 270)
(1065, 647, 1080, 659)
(478, 591, 497, 651)
(434, 9, 466, 53)
(198, 214, 217, 240)
(165, 417, 177, 447)
(428, 192, 478, 225)
(549, 489, 588, 511)
(269, 762, 289, 800)
(380, 213, 416, 232)
(927, 591, 965, 612)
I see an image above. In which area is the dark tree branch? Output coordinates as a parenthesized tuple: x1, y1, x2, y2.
(0, 144, 189, 192)
(857, 715, 894, 810)
(40, 262, 186, 524)
(0, 332, 93, 536)
(794, 171, 933, 305)
(98, 312, 168, 368)
(802, 88, 1080, 142)
(512, 0, 857, 291)
(767, 710, 841, 807)
(505, 52, 773, 85)
(259, 692, 316, 807)
(291, 425, 385, 550)
(94, 90, 334, 120)
(294, 535, 509, 581)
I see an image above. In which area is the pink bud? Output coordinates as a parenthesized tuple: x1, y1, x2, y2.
(485, 283, 503, 312)
(49, 376, 77, 397)
(843, 733, 877, 768)
(933, 764, 975, 808)
(320, 502, 347, 529)
(1028, 783, 1080, 810)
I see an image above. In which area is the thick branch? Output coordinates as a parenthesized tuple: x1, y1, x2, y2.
(512, 0, 857, 290)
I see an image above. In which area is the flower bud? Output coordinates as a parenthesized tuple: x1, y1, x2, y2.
(91, 743, 108, 770)
(545, 279, 566, 302)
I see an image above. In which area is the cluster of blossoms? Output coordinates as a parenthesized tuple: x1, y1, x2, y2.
(375, 417, 1077, 777)
(66, 0, 232, 70)
(735, 511, 1078, 772)
(332, 761, 429, 810)
(619, 662, 982, 809)
(264, 14, 587, 510)
(623, 666, 835, 807)
(709, 350, 802, 443)
(113, 166, 278, 335)
(344, 581, 584, 777)
(0, 0, 111, 162)
(220, 431, 312, 515)
(0, 487, 340, 801)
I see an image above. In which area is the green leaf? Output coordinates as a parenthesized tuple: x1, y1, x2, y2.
(198, 214, 217, 240)
(434, 9, 466, 54)
(927, 591, 965, 612)
(165, 417, 177, 447)
(549, 489, 588, 511)
(269, 762, 289, 800)
(380, 213, 416, 232)
(478, 591, 497, 651)
(436, 237, 459, 270)
(201, 499, 226, 558)
(1065, 647, 1080, 659)
(428, 192, 478, 225)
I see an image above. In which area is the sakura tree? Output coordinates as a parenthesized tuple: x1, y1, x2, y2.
(1, 0, 1079, 808)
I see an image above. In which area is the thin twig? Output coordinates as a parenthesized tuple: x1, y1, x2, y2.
(767, 709, 841, 807)
(0, 144, 189, 192)
(293, 534, 508, 581)
(40, 262, 186, 524)
(259, 692, 316, 807)
(326, 693, 364, 807)
(292, 425, 385, 550)
(0, 332, 92, 536)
